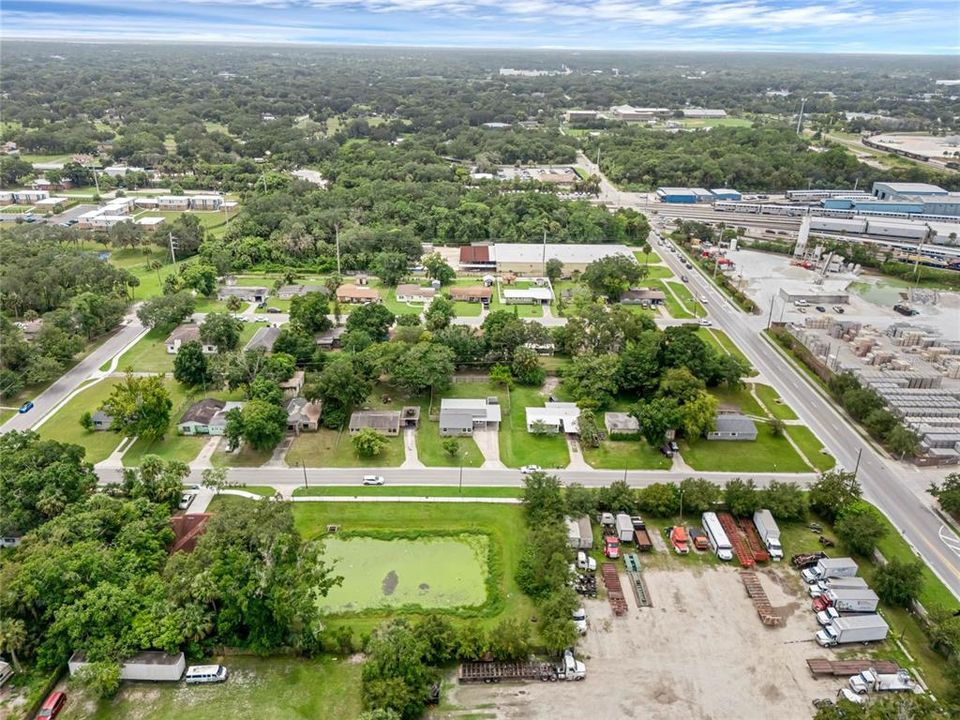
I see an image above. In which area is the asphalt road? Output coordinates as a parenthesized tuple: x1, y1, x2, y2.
(1, 313, 147, 433)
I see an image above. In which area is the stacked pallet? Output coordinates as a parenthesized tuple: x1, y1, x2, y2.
(718, 512, 754, 568)
(740, 571, 782, 626)
(601, 563, 627, 616)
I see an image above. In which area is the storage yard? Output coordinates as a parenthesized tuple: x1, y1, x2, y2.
(447, 567, 849, 720)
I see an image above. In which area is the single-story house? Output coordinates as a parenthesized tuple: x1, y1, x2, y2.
(276, 284, 328, 299)
(170, 513, 211, 553)
(449, 286, 492, 303)
(244, 326, 281, 352)
(165, 324, 217, 354)
(157, 195, 190, 211)
(278, 370, 305, 397)
(438, 397, 502, 436)
(503, 287, 553, 305)
(621, 288, 666, 306)
(526, 402, 581, 434)
(316, 325, 347, 350)
(566, 515, 594, 550)
(349, 410, 401, 436)
(400, 405, 421, 429)
(91, 410, 113, 431)
(15, 319, 43, 341)
(336, 284, 380, 304)
(177, 399, 243, 435)
(604, 412, 639, 435)
(706, 413, 758, 441)
(217, 285, 268, 303)
(395, 284, 436, 303)
(136, 216, 165, 231)
(286, 397, 322, 434)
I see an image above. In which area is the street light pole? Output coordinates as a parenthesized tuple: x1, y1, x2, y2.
(459, 453, 464, 495)
(679, 487, 684, 524)
(301, 459, 308, 489)
(854, 447, 863, 478)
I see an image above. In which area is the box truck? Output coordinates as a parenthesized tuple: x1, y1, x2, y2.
(615, 513, 634, 543)
(824, 588, 880, 613)
(816, 614, 888, 647)
(752, 509, 783, 561)
(69, 651, 186, 682)
(809, 576, 868, 597)
(802, 557, 858, 584)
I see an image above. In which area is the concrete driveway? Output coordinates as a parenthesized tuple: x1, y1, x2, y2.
(472, 427, 505, 468)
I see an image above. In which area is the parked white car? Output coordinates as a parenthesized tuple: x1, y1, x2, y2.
(520, 465, 542, 475)
(362, 475, 385, 486)
(178, 491, 196, 510)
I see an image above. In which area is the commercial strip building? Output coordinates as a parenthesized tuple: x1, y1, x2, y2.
(460, 243, 637, 275)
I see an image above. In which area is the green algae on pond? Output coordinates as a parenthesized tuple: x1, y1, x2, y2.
(321, 535, 489, 612)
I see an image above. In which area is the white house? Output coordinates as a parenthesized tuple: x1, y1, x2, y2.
(165, 324, 217, 354)
(438, 398, 502, 436)
(395, 284, 436, 303)
(526, 401, 581, 434)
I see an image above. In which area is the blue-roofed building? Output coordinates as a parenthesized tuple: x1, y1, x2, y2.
(710, 188, 742, 201)
(691, 188, 715, 202)
(657, 187, 698, 203)
(853, 200, 925, 214)
(872, 182, 947, 200)
(917, 193, 960, 217)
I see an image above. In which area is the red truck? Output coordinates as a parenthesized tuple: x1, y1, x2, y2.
(669, 526, 690, 554)
(604, 535, 620, 559)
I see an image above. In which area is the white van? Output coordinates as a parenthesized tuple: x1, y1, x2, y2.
(185, 664, 228, 684)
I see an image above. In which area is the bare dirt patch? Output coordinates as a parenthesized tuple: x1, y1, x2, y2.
(447, 566, 847, 719)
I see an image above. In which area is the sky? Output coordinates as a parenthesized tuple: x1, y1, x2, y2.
(1, 0, 958, 54)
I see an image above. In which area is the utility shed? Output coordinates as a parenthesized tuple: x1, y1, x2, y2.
(706, 413, 758, 441)
(69, 651, 186, 682)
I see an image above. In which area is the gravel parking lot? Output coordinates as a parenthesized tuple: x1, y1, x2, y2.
(445, 567, 847, 720)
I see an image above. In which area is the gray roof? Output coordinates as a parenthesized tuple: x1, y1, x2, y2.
(713, 413, 758, 434)
(349, 410, 400, 432)
(604, 412, 639, 432)
(179, 398, 226, 425)
(165, 324, 201, 344)
(439, 398, 502, 424)
(245, 326, 280, 352)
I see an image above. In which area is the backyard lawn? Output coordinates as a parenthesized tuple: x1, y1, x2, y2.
(286, 428, 405, 468)
(500, 385, 569, 468)
(58, 656, 362, 720)
(634, 250, 662, 264)
(581, 437, 672, 470)
(680, 423, 810, 472)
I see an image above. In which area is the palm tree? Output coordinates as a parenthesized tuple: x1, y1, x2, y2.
(179, 604, 214, 645)
(148, 259, 163, 289)
(0, 618, 27, 673)
(640, 241, 652, 268)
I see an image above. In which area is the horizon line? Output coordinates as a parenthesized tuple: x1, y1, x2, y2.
(1, 36, 957, 57)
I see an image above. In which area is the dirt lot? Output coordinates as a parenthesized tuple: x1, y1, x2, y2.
(443, 566, 847, 720)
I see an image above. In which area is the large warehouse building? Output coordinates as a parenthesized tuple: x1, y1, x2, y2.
(459, 243, 636, 274)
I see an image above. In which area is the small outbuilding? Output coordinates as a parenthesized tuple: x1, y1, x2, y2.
(604, 412, 639, 436)
(706, 413, 758, 441)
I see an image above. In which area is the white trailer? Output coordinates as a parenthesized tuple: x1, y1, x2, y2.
(810, 217, 867, 234)
(615, 513, 634, 543)
(865, 220, 928, 240)
(752, 509, 783, 561)
(816, 614, 888, 647)
(69, 651, 186, 682)
(825, 588, 879, 613)
(802, 557, 858, 584)
(701, 512, 733, 561)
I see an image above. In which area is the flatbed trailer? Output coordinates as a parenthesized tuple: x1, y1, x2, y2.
(807, 659, 900, 677)
(458, 662, 559, 683)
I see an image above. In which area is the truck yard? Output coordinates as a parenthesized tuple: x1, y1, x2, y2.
(446, 566, 854, 720)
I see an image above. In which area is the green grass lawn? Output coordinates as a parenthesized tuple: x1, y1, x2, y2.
(666, 280, 706, 316)
(754, 383, 798, 420)
(582, 437, 672, 470)
(381, 289, 427, 317)
(643, 264, 674, 279)
(235, 485, 278, 496)
(293, 485, 522, 498)
(321, 535, 489, 612)
(417, 423, 485, 467)
(711, 384, 766, 418)
(291, 502, 534, 633)
(20, 153, 73, 163)
(254, 298, 293, 314)
(38, 379, 126, 464)
(784, 426, 835, 471)
(634, 250, 662, 264)
(643, 279, 691, 318)
(451, 300, 483, 317)
(681, 423, 810, 472)
(117, 323, 259, 374)
(677, 117, 753, 128)
(286, 428, 405, 468)
(501, 385, 569, 468)
(779, 512, 958, 698)
(58, 655, 362, 720)
(211, 443, 273, 468)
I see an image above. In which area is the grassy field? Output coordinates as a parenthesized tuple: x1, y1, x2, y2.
(634, 250, 662, 264)
(681, 422, 810, 473)
(582, 437, 672, 470)
(291, 501, 534, 633)
(785, 426, 836, 471)
(666, 280, 706, 316)
(500, 385, 569, 469)
(286, 428, 405, 468)
(711, 384, 766, 417)
(417, 421, 485, 468)
(58, 655, 362, 720)
(38, 379, 125, 464)
(211, 443, 273, 468)
(293, 485, 522, 498)
(754, 383, 797, 420)
(116, 323, 259, 374)
(321, 535, 489, 612)
(643, 264, 674, 279)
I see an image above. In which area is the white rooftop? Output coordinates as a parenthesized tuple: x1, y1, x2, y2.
(503, 287, 553, 300)
(137, 217, 165, 225)
(526, 401, 581, 433)
(493, 243, 635, 265)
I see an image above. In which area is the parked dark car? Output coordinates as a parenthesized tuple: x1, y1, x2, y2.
(815, 306, 826, 313)
(660, 444, 674, 458)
